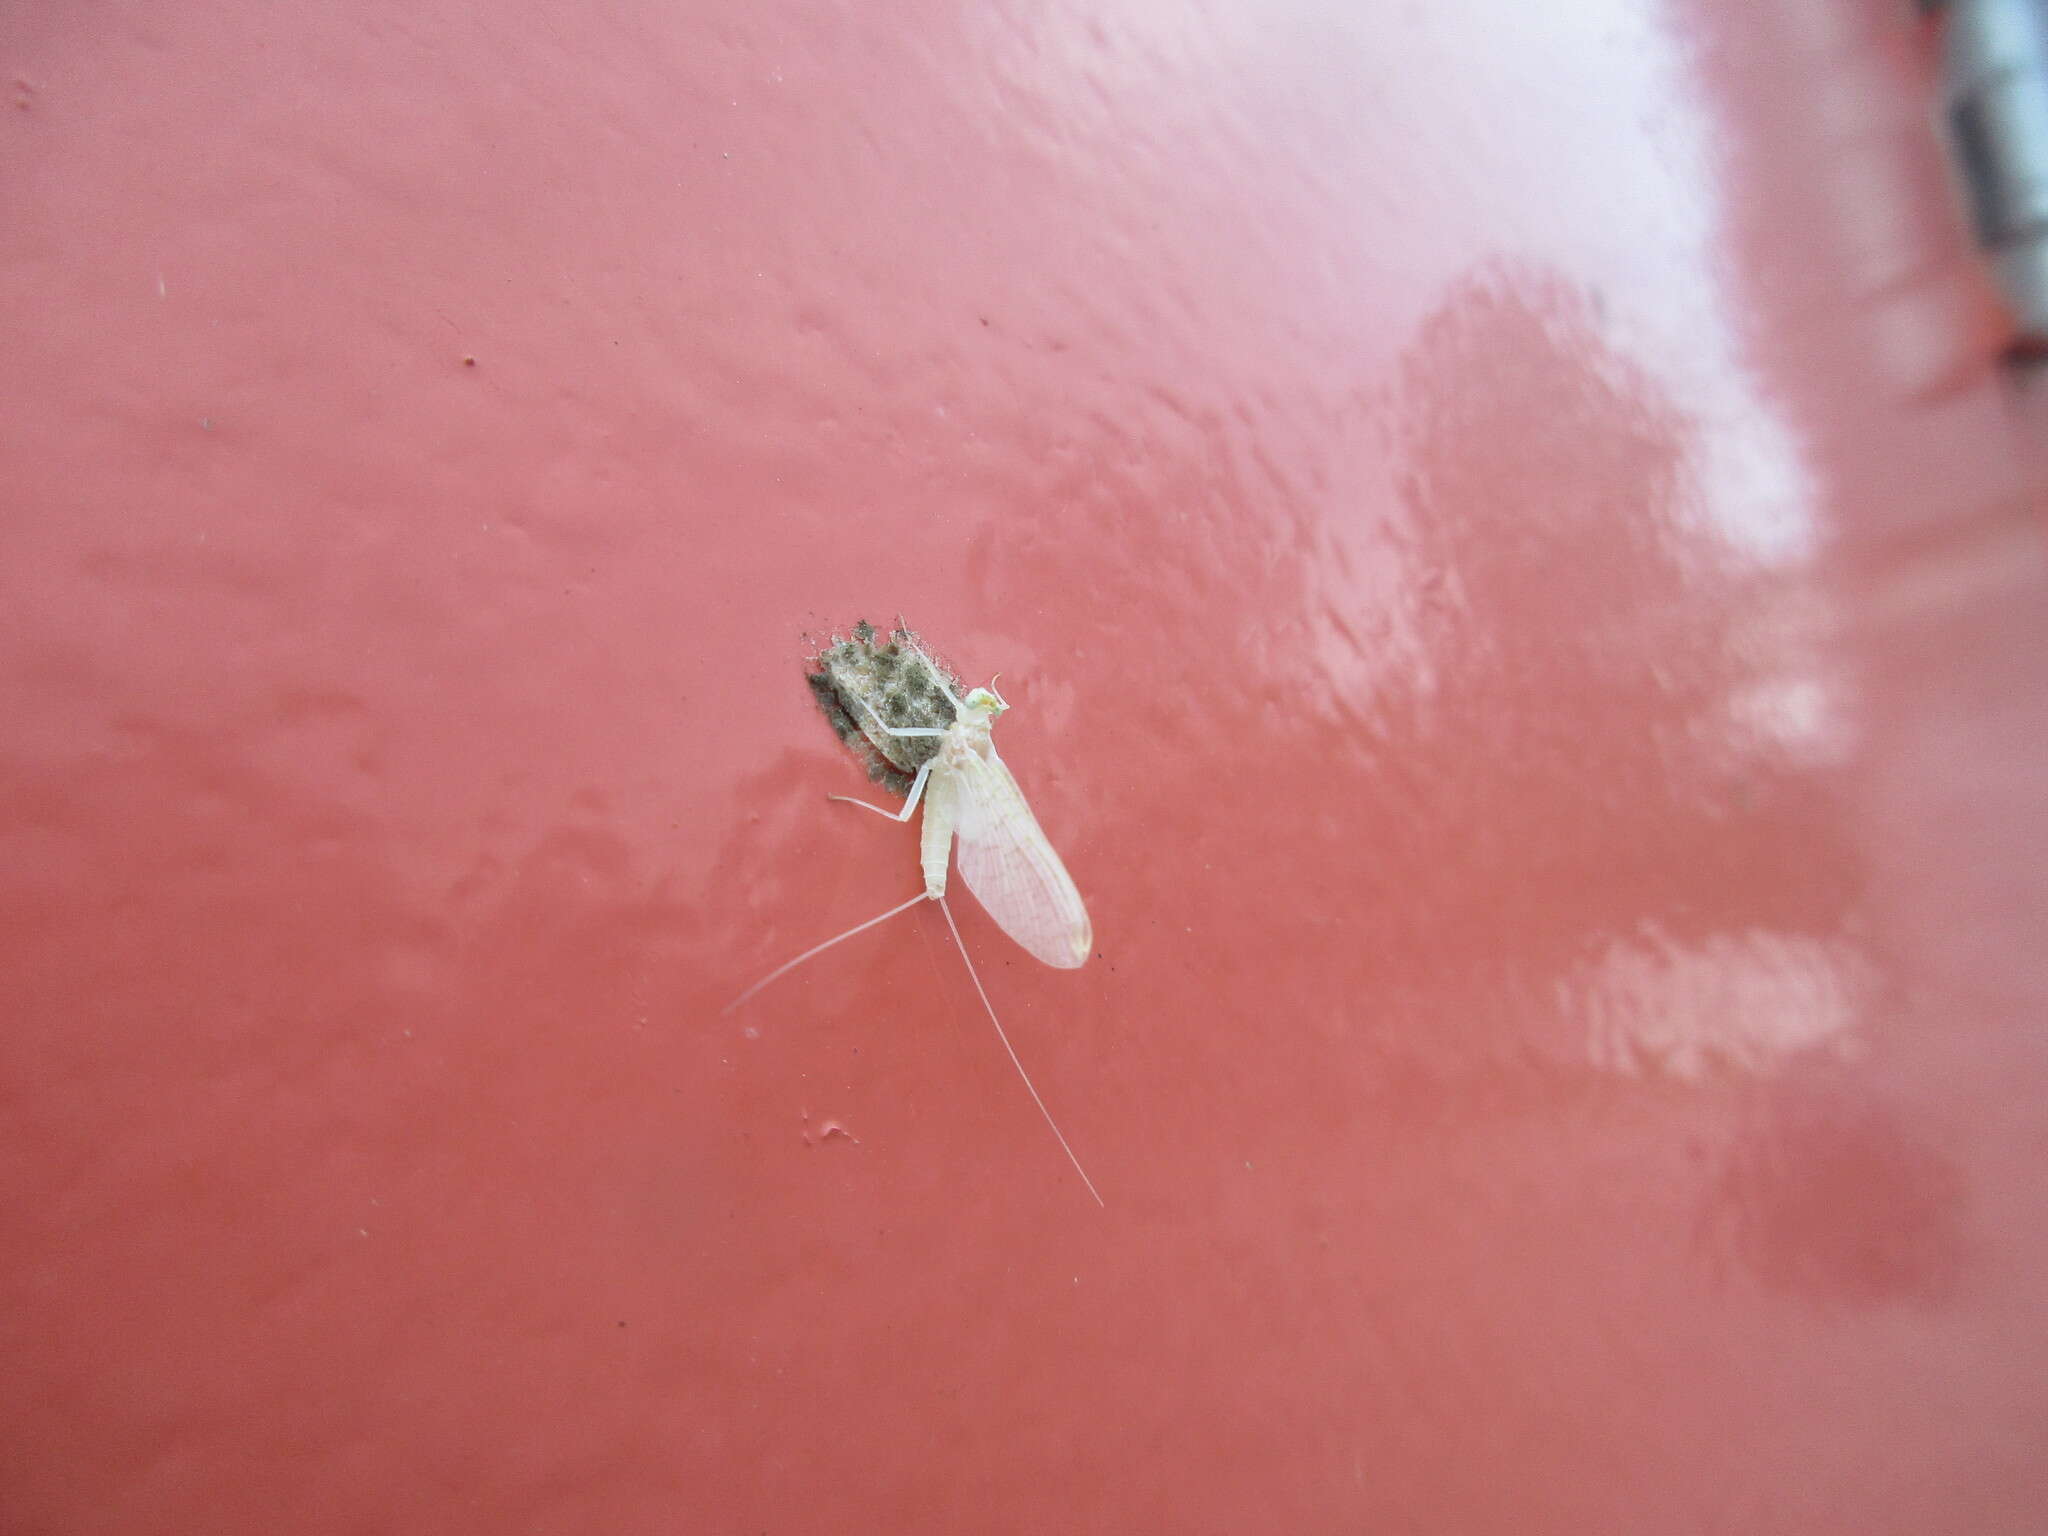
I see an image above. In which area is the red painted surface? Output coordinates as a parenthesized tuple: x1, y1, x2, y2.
(5, 2, 2045, 1531)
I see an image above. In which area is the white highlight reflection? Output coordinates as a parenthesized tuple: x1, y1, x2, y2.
(1572, 924, 1865, 1080)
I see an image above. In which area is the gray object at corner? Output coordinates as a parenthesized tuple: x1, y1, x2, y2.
(1931, 0, 2048, 351)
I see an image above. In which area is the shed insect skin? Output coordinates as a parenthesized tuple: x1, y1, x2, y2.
(723, 664, 1102, 1207)
(808, 625, 960, 793)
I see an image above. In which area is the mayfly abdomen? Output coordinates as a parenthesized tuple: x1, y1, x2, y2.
(918, 756, 959, 898)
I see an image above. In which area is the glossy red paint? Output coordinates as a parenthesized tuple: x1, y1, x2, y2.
(4, 2, 2044, 1532)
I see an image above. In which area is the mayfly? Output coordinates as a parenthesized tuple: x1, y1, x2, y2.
(725, 636, 1101, 1205)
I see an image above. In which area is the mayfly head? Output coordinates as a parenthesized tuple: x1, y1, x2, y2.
(962, 684, 1009, 720)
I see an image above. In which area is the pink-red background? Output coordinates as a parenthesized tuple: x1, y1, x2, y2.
(4, 1, 2044, 1531)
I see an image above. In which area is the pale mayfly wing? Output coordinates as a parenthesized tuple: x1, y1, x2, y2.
(947, 739, 1092, 969)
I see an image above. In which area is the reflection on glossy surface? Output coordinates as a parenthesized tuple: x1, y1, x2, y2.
(1369, 267, 1865, 1083)
(2, 0, 2044, 1532)
(1573, 926, 1864, 1079)
(1710, 1082, 1969, 1306)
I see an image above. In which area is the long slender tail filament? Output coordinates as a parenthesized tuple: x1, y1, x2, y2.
(940, 896, 1105, 1208)
(720, 888, 1105, 1208)
(721, 890, 929, 1015)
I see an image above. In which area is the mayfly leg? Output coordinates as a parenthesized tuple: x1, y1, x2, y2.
(844, 689, 945, 740)
(721, 889, 929, 1015)
(729, 703, 941, 1012)
(830, 693, 944, 818)
(939, 896, 1104, 1207)
(830, 759, 934, 823)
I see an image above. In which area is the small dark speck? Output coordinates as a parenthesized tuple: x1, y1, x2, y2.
(461, 355, 477, 367)
(979, 316, 990, 326)
(617, 1320, 627, 1328)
